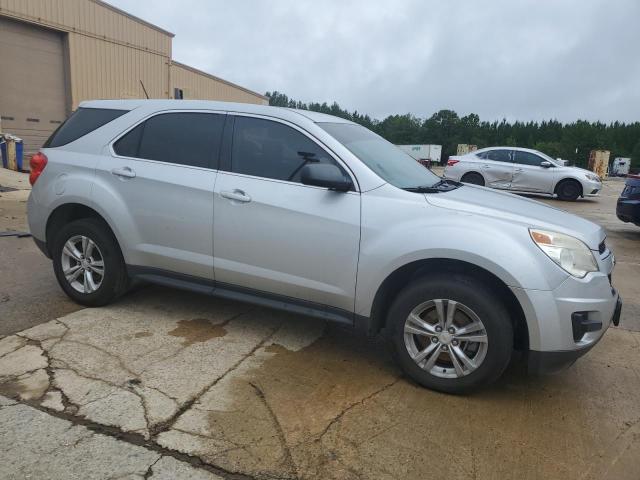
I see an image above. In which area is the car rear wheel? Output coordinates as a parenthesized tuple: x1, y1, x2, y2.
(556, 179, 582, 201)
(461, 172, 485, 186)
(387, 274, 513, 394)
(52, 218, 129, 307)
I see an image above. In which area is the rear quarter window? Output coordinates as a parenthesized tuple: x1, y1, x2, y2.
(113, 112, 225, 169)
(43, 108, 127, 148)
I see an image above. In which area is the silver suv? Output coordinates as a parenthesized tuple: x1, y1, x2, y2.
(444, 147, 603, 201)
(27, 100, 622, 393)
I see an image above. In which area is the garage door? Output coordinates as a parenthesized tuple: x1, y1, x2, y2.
(0, 17, 68, 158)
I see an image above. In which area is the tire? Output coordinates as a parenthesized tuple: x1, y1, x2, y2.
(461, 172, 485, 186)
(387, 274, 513, 394)
(555, 179, 582, 201)
(51, 218, 129, 307)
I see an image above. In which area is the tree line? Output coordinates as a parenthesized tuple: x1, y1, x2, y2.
(266, 91, 640, 169)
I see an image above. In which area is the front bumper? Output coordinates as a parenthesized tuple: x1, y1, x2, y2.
(583, 179, 602, 196)
(616, 199, 640, 225)
(511, 250, 618, 373)
(528, 295, 622, 374)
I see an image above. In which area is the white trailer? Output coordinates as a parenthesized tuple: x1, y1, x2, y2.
(397, 144, 442, 164)
(612, 157, 631, 176)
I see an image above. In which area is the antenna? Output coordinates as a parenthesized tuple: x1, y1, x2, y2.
(139, 80, 150, 99)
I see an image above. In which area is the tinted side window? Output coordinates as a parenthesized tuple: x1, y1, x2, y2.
(44, 108, 127, 147)
(231, 116, 339, 182)
(485, 150, 512, 162)
(114, 113, 225, 168)
(113, 124, 143, 157)
(514, 151, 544, 166)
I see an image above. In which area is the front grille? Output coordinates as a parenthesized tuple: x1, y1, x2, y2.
(598, 240, 606, 255)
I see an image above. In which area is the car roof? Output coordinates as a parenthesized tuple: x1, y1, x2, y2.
(474, 146, 544, 155)
(78, 99, 355, 125)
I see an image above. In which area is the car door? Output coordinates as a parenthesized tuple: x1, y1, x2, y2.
(213, 115, 361, 314)
(510, 150, 555, 193)
(477, 149, 514, 189)
(96, 111, 225, 280)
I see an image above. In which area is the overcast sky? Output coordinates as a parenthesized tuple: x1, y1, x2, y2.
(109, 0, 639, 123)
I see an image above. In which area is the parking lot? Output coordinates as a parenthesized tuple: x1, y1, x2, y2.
(1, 167, 639, 480)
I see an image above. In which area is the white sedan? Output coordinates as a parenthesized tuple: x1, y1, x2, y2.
(444, 147, 602, 201)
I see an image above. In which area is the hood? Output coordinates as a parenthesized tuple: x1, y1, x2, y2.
(425, 185, 604, 249)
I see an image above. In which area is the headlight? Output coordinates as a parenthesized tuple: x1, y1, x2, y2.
(585, 173, 600, 182)
(529, 229, 598, 278)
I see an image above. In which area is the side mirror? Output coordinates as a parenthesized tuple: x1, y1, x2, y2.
(540, 161, 552, 168)
(300, 163, 352, 191)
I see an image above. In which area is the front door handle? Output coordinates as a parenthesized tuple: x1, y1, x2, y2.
(111, 167, 136, 179)
(481, 164, 491, 169)
(514, 168, 523, 172)
(221, 189, 252, 203)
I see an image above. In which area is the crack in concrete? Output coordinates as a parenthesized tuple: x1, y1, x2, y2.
(314, 377, 401, 443)
(0, 336, 27, 359)
(249, 381, 298, 479)
(149, 322, 283, 439)
(58, 338, 141, 379)
(50, 366, 156, 435)
(138, 309, 255, 375)
(25, 329, 178, 435)
(579, 416, 640, 480)
(143, 455, 163, 479)
(14, 397, 277, 480)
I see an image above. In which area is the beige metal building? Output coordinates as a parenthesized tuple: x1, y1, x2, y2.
(0, 0, 267, 155)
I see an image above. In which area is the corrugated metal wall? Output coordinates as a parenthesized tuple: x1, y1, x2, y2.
(0, 0, 266, 114)
(68, 35, 169, 107)
(171, 62, 267, 105)
(0, 0, 172, 109)
(0, 0, 172, 56)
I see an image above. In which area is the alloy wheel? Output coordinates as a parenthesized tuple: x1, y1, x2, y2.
(61, 235, 105, 294)
(403, 299, 489, 378)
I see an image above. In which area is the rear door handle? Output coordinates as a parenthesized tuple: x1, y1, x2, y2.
(111, 167, 136, 179)
(514, 168, 523, 172)
(221, 189, 252, 203)
(481, 164, 491, 169)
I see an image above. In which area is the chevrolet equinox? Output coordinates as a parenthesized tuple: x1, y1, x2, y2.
(27, 100, 622, 393)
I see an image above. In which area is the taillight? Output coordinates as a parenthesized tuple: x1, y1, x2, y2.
(29, 152, 48, 185)
(447, 159, 460, 167)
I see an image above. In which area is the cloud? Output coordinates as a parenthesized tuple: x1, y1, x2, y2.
(107, 0, 640, 122)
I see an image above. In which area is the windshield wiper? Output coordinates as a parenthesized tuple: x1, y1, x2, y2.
(403, 185, 441, 193)
(431, 179, 463, 190)
(403, 179, 463, 193)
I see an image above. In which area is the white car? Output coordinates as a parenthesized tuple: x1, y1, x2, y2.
(444, 147, 602, 201)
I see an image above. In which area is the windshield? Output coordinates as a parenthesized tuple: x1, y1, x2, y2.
(318, 122, 441, 189)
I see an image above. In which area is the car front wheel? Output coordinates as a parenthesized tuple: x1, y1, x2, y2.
(556, 179, 582, 201)
(387, 274, 513, 394)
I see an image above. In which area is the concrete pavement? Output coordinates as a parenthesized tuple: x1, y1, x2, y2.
(1, 167, 639, 479)
(0, 168, 80, 335)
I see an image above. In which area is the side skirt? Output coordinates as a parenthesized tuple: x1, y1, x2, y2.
(127, 265, 357, 328)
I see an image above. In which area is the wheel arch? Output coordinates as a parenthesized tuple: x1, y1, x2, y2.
(45, 203, 120, 257)
(366, 258, 529, 351)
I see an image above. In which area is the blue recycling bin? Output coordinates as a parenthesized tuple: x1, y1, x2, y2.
(0, 140, 6, 169)
(15, 138, 23, 171)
